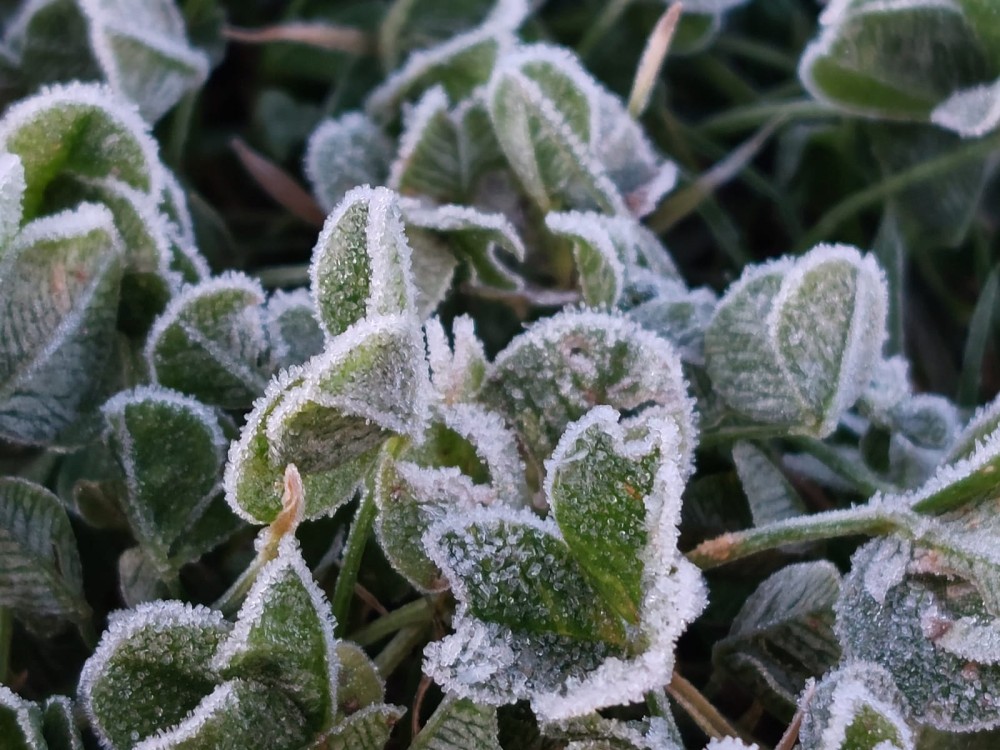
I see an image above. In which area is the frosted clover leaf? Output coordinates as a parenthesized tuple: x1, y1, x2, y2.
(367, 1, 526, 118)
(486, 44, 624, 215)
(423, 406, 706, 721)
(309, 186, 417, 339)
(487, 44, 678, 216)
(145, 273, 278, 409)
(79, 601, 232, 750)
(799, 0, 1000, 138)
(79, 539, 403, 750)
(399, 198, 526, 292)
(375, 397, 527, 592)
(6, 0, 210, 122)
(545, 210, 681, 308)
(834, 537, 1000, 732)
(713, 561, 841, 716)
(482, 309, 696, 473)
(704, 244, 888, 438)
(101, 387, 239, 578)
(304, 113, 393, 213)
(213, 535, 339, 735)
(0, 478, 90, 635)
(0, 82, 162, 220)
(0, 202, 124, 446)
(798, 662, 914, 750)
(225, 313, 432, 523)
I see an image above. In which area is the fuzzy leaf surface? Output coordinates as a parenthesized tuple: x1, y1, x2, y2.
(0, 478, 88, 629)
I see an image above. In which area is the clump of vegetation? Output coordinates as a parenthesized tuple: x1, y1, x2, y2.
(3, 1, 1000, 748)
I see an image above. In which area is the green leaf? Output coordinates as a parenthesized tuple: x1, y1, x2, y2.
(5, 0, 103, 94)
(0, 151, 25, 249)
(0, 81, 161, 220)
(389, 86, 463, 203)
(145, 273, 275, 409)
(799, 662, 914, 750)
(309, 186, 416, 338)
(0, 478, 89, 630)
(428, 507, 627, 644)
(79, 601, 231, 750)
(713, 562, 841, 717)
(483, 309, 696, 469)
(251, 315, 431, 498)
(400, 200, 525, 291)
(131, 679, 309, 750)
(0, 203, 124, 445)
(800, 2, 994, 125)
(118, 547, 169, 607)
(869, 124, 991, 248)
(223, 367, 372, 524)
(305, 112, 393, 214)
(704, 244, 888, 438)
(625, 277, 717, 366)
(324, 704, 405, 750)
(731, 441, 806, 526)
(487, 45, 624, 214)
(368, 23, 511, 117)
(215, 537, 339, 733)
(378, 0, 527, 72)
(77, 0, 210, 122)
(335, 642, 385, 717)
(409, 695, 501, 750)
(41, 696, 85, 750)
(836, 537, 1000, 732)
(425, 315, 488, 404)
(547, 407, 675, 623)
(0, 686, 45, 750)
(102, 387, 230, 572)
(264, 289, 325, 370)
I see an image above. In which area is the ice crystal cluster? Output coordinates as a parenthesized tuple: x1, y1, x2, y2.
(3, 0, 1000, 749)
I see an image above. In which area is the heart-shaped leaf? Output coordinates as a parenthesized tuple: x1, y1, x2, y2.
(145, 273, 275, 409)
(101, 386, 232, 573)
(79, 601, 230, 750)
(705, 244, 888, 438)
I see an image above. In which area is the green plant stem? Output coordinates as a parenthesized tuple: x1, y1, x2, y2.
(714, 35, 799, 73)
(687, 506, 900, 570)
(576, 0, 635, 59)
(798, 130, 1000, 250)
(374, 623, 428, 677)
(254, 263, 311, 288)
(693, 56, 758, 105)
(786, 437, 898, 497)
(0, 607, 11, 684)
(702, 99, 834, 136)
(348, 597, 435, 647)
(332, 494, 378, 637)
(958, 267, 999, 407)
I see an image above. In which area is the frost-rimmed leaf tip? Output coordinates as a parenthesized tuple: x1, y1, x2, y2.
(78, 0, 211, 123)
(309, 185, 417, 339)
(0, 81, 164, 215)
(213, 535, 340, 734)
(78, 600, 230, 750)
(144, 271, 274, 409)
